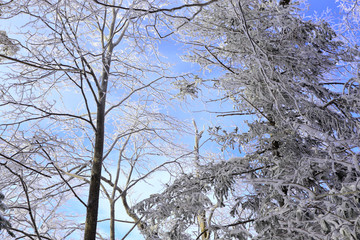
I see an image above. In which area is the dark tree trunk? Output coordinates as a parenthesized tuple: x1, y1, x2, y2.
(84, 50, 112, 240)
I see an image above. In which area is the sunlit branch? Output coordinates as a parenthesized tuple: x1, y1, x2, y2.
(97, 218, 135, 224)
(0, 53, 85, 74)
(120, 216, 144, 240)
(0, 153, 51, 178)
(105, 77, 163, 115)
(4, 101, 96, 130)
(37, 140, 87, 208)
(3, 165, 42, 239)
(92, 0, 218, 14)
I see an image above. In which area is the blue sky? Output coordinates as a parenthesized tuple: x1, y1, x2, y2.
(308, 0, 339, 13)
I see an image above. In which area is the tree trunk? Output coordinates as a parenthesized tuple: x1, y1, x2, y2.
(193, 121, 209, 240)
(84, 50, 112, 240)
(84, 94, 106, 240)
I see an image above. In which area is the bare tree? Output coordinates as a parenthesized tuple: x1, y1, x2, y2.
(0, 0, 212, 239)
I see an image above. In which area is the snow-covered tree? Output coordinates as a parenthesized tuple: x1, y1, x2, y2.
(0, 0, 216, 239)
(0, 193, 14, 238)
(134, 0, 360, 239)
(0, 16, 18, 239)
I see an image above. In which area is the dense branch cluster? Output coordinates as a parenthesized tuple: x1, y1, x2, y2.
(135, 0, 360, 239)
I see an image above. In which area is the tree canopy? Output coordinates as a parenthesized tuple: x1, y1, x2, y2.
(0, 0, 359, 239)
(136, 0, 360, 239)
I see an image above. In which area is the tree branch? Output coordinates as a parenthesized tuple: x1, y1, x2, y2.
(92, 0, 218, 14)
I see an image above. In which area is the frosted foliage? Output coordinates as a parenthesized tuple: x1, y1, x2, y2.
(136, 0, 360, 239)
(0, 31, 18, 56)
(337, 0, 360, 31)
(133, 158, 251, 239)
(0, 193, 14, 237)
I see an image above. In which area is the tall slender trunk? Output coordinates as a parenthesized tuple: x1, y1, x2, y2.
(84, 101, 106, 239)
(84, 50, 112, 240)
(193, 121, 209, 240)
(110, 200, 115, 240)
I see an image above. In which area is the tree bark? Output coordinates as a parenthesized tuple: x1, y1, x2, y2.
(84, 93, 106, 240)
(84, 48, 112, 240)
